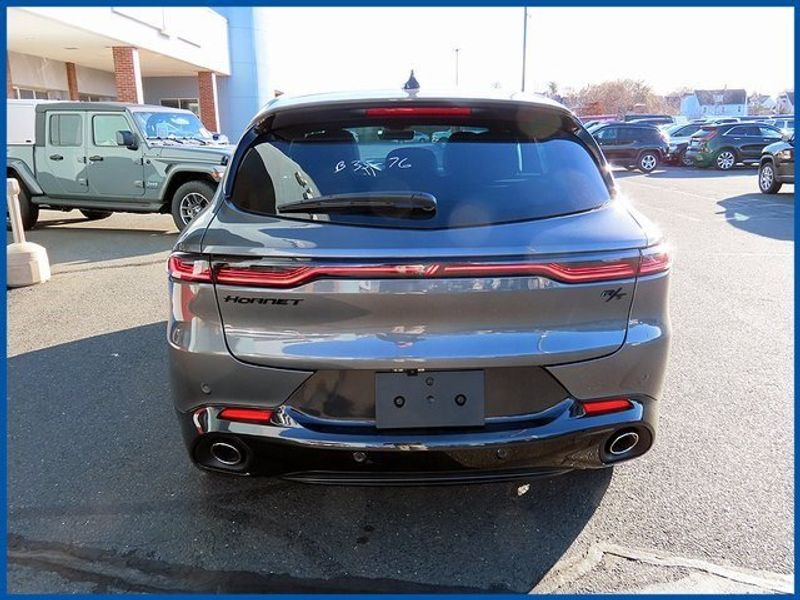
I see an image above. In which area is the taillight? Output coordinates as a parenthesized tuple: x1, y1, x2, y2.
(581, 398, 633, 416)
(639, 243, 672, 276)
(168, 253, 212, 283)
(218, 407, 274, 424)
(365, 107, 472, 117)
(212, 257, 642, 288)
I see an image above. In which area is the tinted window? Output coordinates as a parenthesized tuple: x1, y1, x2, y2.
(594, 127, 617, 142)
(93, 114, 130, 146)
(49, 114, 82, 147)
(231, 113, 610, 229)
(674, 124, 702, 137)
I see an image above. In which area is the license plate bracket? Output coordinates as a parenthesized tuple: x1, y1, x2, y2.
(375, 370, 485, 429)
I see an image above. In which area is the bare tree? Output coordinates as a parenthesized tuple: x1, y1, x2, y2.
(576, 79, 667, 116)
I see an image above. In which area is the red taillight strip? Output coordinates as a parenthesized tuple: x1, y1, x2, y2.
(168, 254, 212, 283)
(213, 257, 641, 288)
(171, 245, 670, 290)
(365, 107, 472, 117)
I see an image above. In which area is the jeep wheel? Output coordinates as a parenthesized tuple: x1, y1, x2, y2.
(6, 178, 39, 231)
(638, 152, 658, 173)
(80, 209, 113, 221)
(758, 162, 782, 194)
(171, 180, 215, 231)
(715, 149, 736, 171)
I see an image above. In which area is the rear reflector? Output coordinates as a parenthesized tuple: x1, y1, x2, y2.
(365, 107, 472, 117)
(581, 398, 633, 416)
(218, 407, 274, 424)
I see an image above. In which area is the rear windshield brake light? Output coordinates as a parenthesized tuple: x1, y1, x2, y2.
(364, 107, 472, 117)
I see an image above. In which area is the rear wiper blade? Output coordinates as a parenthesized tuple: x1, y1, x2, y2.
(279, 192, 437, 217)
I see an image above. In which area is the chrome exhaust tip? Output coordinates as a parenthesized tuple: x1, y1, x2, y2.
(608, 431, 640, 456)
(210, 441, 243, 466)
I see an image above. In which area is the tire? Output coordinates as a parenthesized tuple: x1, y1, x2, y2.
(6, 178, 39, 231)
(758, 161, 782, 194)
(714, 149, 736, 171)
(638, 151, 658, 173)
(680, 151, 694, 167)
(80, 209, 113, 221)
(170, 180, 216, 231)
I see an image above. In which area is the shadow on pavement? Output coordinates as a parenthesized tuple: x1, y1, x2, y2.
(717, 193, 794, 241)
(8, 323, 612, 593)
(5, 220, 177, 268)
(613, 165, 757, 180)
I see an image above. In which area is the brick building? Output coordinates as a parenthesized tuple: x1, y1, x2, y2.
(7, 7, 272, 138)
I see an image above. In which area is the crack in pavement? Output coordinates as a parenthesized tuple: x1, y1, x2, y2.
(531, 542, 794, 594)
(7, 533, 501, 594)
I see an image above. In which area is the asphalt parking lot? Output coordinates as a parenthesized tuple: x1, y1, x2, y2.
(7, 166, 794, 593)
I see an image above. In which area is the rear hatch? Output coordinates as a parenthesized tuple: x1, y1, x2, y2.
(203, 100, 649, 371)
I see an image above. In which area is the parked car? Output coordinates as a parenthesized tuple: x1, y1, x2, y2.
(627, 116, 676, 126)
(663, 122, 709, 166)
(685, 122, 784, 170)
(623, 114, 675, 126)
(758, 134, 794, 193)
(590, 122, 669, 172)
(6, 100, 232, 231)
(766, 116, 794, 135)
(168, 90, 671, 482)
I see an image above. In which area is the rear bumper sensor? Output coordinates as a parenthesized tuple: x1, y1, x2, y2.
(180, 397, 655, 478)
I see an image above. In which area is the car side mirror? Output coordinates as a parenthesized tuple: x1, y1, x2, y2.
(116, 130, 139, 150)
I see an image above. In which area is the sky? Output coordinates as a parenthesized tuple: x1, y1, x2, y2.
(261, 7, 794, 98)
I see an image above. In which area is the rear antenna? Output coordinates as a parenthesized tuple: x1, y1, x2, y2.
(403, 70, 420, 92)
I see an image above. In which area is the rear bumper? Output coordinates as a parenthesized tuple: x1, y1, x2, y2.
(178, 398, 657, 484)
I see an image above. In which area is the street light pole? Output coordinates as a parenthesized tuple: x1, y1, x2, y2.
(454, 48, 460, 87)
(521, 7, 528, 92)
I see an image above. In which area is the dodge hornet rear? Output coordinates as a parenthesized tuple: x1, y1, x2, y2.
(167, 90, 671, 484)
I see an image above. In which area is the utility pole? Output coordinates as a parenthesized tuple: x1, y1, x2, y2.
(454, 48, 460, 87)
(521, 7, 528, 92)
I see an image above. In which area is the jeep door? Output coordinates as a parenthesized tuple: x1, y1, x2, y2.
(35, 111, 89, 197)
(86, 112, 145, 199)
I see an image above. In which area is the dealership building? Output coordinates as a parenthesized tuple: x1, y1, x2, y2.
(6, 7, 273, 139)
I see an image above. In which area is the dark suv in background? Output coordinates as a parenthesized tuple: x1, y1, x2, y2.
(685, 122, 784, 170)
(591, 122, 669, 172)
(758, 134, 794, 193)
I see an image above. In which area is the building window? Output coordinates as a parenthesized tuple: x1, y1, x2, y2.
(79, 93, 116, 102)
(14, 86, 66, 100)
(160, 98, 199, 115)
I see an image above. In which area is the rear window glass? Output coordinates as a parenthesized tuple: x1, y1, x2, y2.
(230, 112, 610, 229)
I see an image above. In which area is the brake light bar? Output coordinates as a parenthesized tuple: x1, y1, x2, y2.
(365, 107, 472, 117)
(218, 407, 274, 425)
(169, 244, 670, 289)
(581, 398, 633, 416)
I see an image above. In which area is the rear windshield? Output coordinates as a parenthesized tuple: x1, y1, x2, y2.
(230, 112, 611, 229)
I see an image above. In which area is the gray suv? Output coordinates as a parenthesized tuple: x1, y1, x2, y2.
(168, 90, 672, 483)
(7, 102, 231, 231)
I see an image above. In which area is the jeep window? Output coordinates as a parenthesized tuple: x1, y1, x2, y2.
(130, 110, 212, 142)
(93, 114, 130, 146)
(230, 110, 611, 229)
(49, 114, 82, 147)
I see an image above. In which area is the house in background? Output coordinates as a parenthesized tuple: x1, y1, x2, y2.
(776, 91, 794, 114)
(6, 7, 273, 138)
(680, 89, 748, 119)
